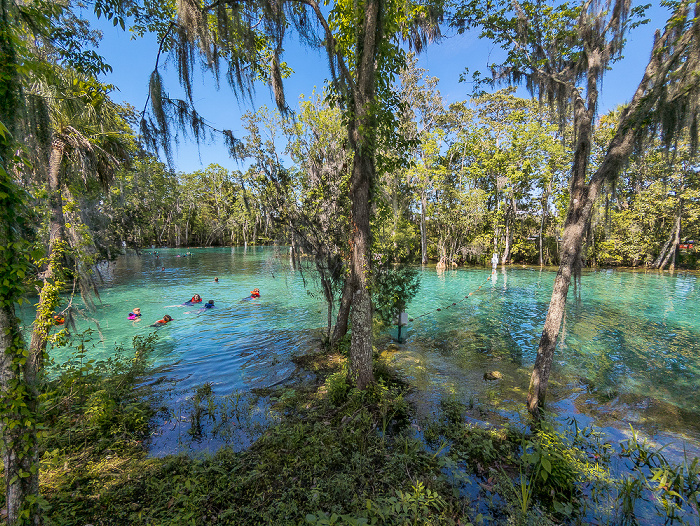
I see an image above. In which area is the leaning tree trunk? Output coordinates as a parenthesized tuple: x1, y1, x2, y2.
(652, 227, 675, 268)
(527, 8, 694, 418)
(527, 93, 595, 418)
(527, 39, 667, 416)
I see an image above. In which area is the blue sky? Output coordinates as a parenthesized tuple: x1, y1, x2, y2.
(90, 3, 671, 174)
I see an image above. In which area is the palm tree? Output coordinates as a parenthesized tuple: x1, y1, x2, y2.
(24, 66, 132, 372)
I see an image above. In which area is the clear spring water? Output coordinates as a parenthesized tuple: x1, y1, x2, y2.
(19, 247, 700, 457)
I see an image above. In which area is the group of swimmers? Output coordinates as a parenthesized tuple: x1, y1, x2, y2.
(129, 286, 261, 328)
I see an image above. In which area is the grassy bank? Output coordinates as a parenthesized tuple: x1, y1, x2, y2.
(1, 335, 699, 525)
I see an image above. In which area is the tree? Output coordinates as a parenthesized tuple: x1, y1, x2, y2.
(126, 0, 441, 389)
(454, 0, 700, 418)
(24, 66, 132, 374)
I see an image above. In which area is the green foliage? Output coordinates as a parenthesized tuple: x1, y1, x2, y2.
(325, 370, 350, 407)
(40, 333, 156, 454)
(372, 259, 421, 327)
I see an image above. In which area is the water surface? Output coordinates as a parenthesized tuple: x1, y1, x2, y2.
(23, 248, 700, 456)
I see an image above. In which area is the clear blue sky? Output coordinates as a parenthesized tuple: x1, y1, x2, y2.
(89, 3, 671, 174)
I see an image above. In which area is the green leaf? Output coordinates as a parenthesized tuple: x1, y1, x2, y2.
(541, 457, 552, 474)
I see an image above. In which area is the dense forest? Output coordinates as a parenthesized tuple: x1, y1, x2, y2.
(1, 0, 700, 522)
(74, 86, 700, 271)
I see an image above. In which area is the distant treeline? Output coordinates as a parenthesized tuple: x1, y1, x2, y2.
(83, 96, 697, 270)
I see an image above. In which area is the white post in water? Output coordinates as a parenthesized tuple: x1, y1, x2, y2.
(396, 312, 408, 343)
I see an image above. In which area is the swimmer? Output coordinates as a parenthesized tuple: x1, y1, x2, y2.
(186, 300, 215, 314)
(150, 314, 173, 327)
(128, 307, 142, 321)
(214, 277, 219, 283)
(242, 288, 260, 301)
(161, 267, 165, 271)
(165, 294, 203, 308)
(183, 294, 203, 305)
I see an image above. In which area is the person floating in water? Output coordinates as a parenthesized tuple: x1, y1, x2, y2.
(165, 294, 203, 308)
(241, 288, 260, 302)
(186, 300, 215, 313)
(150, 314, 173, 327)
(214, 277, 219, 283)
(183, 294, 202, 305)
(128, 307, 142, 322)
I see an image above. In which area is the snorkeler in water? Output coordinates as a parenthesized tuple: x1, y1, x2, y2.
(150, 314, 173, 327)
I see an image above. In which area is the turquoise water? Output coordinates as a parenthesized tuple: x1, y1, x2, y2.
(20, 247, 700, 454)
(385, 266, 700, 452)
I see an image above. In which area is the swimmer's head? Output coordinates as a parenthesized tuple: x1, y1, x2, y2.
(194, 294, 202, 301)
(214, 277, 219, 282)
(133, 307, 141, 314)
(163, 315, 173, 322)
(207, 300, 214, 305)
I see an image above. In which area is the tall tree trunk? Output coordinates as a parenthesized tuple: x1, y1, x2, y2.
(659, 202, 682, 270)
(348, 149, 374, 389)
(332, 276, 353, 345)
(0, 305, 35, 526)
(527, 39, 666, 416)
(528, 90, 595, 418)
(539, 176, 552, 266)
(28, 141, 65, 368)
(346, 0, 380, 390)
(420, 191, 428, 264)
(502, 209, 511, 264)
